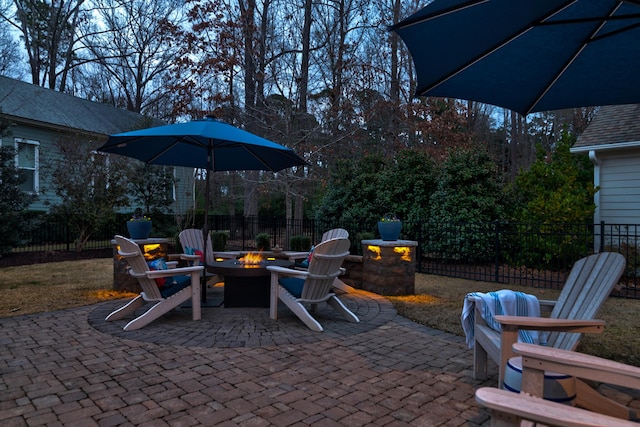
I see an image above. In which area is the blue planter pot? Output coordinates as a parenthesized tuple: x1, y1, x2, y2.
(378, 221, 402, 241)
(127, 221, 152, 239)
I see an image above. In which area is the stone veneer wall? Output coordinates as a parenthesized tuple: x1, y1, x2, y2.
(360, 239, 417, 296)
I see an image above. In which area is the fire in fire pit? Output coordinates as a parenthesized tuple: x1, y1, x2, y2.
(238, 251, 264, 266)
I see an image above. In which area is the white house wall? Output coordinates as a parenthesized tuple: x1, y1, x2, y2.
(598, 150, 640, 224)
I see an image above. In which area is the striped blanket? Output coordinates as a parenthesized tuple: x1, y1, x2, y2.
(461, 290, 547, 349)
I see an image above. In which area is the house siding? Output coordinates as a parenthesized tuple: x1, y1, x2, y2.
(0, 76, 199, 215)
(598, 151, 640, 224)
(2, 124, 56, 211)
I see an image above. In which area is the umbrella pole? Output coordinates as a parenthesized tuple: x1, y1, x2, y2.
(201, 170, 210, 303)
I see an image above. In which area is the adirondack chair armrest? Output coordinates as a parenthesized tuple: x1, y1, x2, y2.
(283, 251, 309, 261)
(475, 387, 638, 427)
(178, 253, 202, 263)
(146, 265, 203, 279)
(512, 342, 640, 388)
(494, 315, 606, 333)
(266, 265, 308, 279)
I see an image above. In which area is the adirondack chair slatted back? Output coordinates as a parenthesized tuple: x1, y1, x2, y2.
(115, 235, 163, 300)
(547, 252, 626, 350)
(321, 228, 349, 242)
(179, 229, 215, 264)
(301, 237, 350, 301)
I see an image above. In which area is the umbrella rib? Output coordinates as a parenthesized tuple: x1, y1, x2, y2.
(144, 136, 206, 165)
(388, 0, 488, 30)
(523, 1, 625, 115)
(415, 0, 576, 98)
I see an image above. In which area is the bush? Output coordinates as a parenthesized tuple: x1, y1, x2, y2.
(290, 235, 311, 251)
(0, 147, 37, 255)
(352, 232, 375, 255)
(211, 231, 228, 251)
(256, 233, 271, 251)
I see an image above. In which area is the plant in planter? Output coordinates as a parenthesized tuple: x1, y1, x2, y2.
(127, 208, 152, 239)
(378, 213, 402, 241)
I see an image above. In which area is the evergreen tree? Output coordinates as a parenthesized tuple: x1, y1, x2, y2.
(428, 146, 506, 262)
(0, 121, 37, 254)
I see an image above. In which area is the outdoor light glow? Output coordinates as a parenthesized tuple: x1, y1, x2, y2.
(142, 244, 161, 261)
(215, 258, 224, 262)
(394, 247, 412, 262)
(367, 245, 381, 261)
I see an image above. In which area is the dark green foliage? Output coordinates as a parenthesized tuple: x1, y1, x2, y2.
(509, 131, 594, 224)
(290, 235, 311, 251)
(315, 150, 437, 228)
(352, 232, 375, 255)
(211, 231, 228, 251)
(255, 233, 270, 251)
(0, 146, 37, 255)
(427, 146, 506, 262)
(505, 131, 596, 267)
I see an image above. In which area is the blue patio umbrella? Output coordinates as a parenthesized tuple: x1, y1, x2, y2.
(389, 0, 640, 116)
(98, 117, 306, 303)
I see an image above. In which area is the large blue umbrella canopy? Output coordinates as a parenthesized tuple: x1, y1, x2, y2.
(390, 0, 640, 116)
(98, 117, 306, 172)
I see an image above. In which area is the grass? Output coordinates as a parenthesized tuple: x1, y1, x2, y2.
(1, 258, 638, 367)
(0, 259, 136, 317)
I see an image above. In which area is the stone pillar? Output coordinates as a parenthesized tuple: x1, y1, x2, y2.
(112, 238, 169, 293)
(361, 239, 418, 296)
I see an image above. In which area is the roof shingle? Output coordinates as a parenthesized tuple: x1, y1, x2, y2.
(0, 76, 163, 135)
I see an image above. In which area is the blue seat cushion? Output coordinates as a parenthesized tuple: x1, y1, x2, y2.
(279, 277, 305, 298)
(159, 275, 192, 298)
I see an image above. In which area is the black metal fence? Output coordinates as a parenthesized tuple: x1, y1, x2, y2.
(10, 214, 640, 298)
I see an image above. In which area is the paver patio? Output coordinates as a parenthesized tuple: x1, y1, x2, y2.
(1, 286, 500, 426)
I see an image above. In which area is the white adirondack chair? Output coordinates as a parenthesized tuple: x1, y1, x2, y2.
(473, 252, 626, 387)
(105, 235, 203, 331)
(267, 237, 359, 332)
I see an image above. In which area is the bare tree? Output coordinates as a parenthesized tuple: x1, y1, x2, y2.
(86, 0, 185, 114)
(2, 0, 89, 91)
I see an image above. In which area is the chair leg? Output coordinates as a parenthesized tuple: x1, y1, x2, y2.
(105, 295, 145, 321)
(122, 290, 192, 331)
(575, 379, 639, 420)
(278, 288, 323, 332)
(190, 274, 201, 321)
(474, 342, 489, 380)
(327, 296, 359, 323)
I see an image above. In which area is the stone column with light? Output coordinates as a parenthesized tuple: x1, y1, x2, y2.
(361, 239, 418, 295)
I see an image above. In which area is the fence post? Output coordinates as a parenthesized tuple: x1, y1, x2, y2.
(66, 217, 70, 251)
(415, 221, 423, 274)
(494, 221, 500, 283)
(600, 221, 605, 252)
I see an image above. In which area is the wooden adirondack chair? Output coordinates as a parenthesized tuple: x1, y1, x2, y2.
(267, 237, 359, 332)
(476, 343, 640, 425)
(473, 252, 626, 388)
(105, 235, 203, 331)
(283, 228, 352, 292)
(284, 228, 349, 263)
(178, 228, 242, 285)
